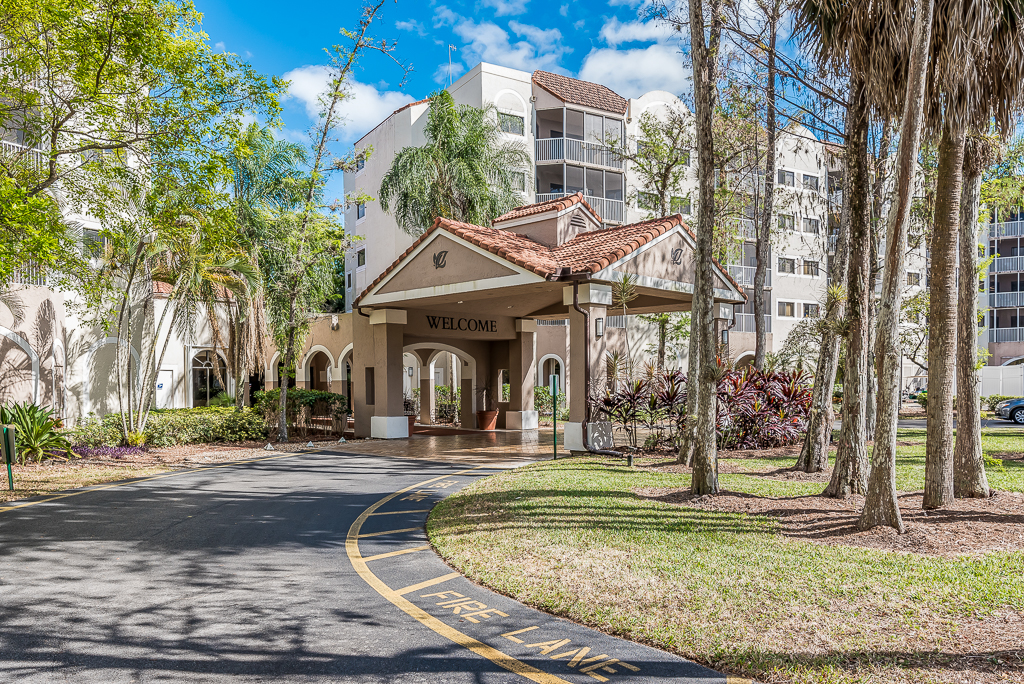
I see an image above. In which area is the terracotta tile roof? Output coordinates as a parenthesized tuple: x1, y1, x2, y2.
(355, 213, 746, 305)
(492, 192, 602, 224)
(533, 71, 628, 115)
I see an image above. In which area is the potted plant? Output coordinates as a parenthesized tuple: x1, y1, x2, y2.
(475, 385, 499, 431)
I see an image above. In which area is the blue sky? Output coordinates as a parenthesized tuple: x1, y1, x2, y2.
(196, 0, 691, 146)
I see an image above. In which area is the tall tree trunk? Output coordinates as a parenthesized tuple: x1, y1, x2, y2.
(953, 136, 991, 499)
(860, 0, 935, 532)
(687, 0, 723, 495)
(824, 77, 871, 498)
(679, 321, 700, 466)
(753, 2, 778, 371)
(796, 75, 855, 473)
(865, 123, 891, 437)
(657, 316, 667, 370)
(924, 122, 966, 510)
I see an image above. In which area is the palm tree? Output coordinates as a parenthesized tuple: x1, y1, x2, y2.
(224, 124, 308, 407)
(379, 90, 531, 234)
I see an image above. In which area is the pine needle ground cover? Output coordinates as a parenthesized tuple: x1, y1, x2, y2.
(428, 429, 1024, 684)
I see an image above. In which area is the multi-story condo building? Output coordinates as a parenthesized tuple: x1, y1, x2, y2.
(344, 61, 938, 388)
(986, 208, 1024, 365)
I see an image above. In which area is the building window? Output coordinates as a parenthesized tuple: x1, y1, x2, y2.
(778, 214, 795, 231)
(681, 150, 691, 166)
(356, 249, 366, 268)
(637, 192, 659, 211)
(803, 217, 820, 234)
(803, 303, 820, 318)
(778, 257, 796, 274)
(512, 171, 526, 192)
(802, 174, 819, 192)
(777, 169, 795, 186)
(907, 272, 921, 286)
(357, 203, 366, 220)
(191, 351, 227, 407)
(83, 228, 105, 259)
(498, 112, 525, 135)
(670, 196, 691, 215)
(778, 301, 795, 317)
(347, 273, 352, 288)
(802, 260, 820, 276)
(356, 155, 365, 172)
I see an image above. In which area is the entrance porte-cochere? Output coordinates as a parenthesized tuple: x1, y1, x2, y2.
(344, 192, 746, 447)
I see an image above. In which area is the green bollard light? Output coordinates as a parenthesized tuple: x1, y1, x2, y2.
(550, 375, 558, 460)
(2, 424, 15, 491)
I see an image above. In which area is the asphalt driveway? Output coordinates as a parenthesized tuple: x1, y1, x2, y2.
(0, 448, 730, 684)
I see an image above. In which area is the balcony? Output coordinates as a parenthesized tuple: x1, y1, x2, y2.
(535, 138, 624, 170)
(1, 139, 46, 170)
(727, 265, 771, 287)
(11, 260, 46, 287)
(990, 256, 1024, 273)
(990, 221, 1024, 238)
(991, 292, 1024, 308)
(536, 191, 624, 224)
(735, 218, 756, 241)
(991, 327, 1024, 343)
(733, 313, 772, 333)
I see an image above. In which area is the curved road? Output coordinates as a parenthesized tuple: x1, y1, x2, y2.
(0, 448, 733, 684)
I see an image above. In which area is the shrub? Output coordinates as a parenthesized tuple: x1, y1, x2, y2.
(916, 390, 928, 409)
(253, 389, 349, 437)
(67, 407, 268, 447)
(0, 402, 73, 463)
(592, 366, 812, 451)
(534, 386, 566, 416)
(74, 445, 148, 459)
(982, 395, 1023, 412)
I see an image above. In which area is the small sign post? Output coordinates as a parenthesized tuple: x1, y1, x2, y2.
(2, 424, 14, 491)
(550, 375, 558, 460)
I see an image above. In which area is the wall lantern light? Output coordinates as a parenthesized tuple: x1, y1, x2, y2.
(407, 366, 414, 377)
(721, 329, 729, 345)
(595, 317, 605, 337)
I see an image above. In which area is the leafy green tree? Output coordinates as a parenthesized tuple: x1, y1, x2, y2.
(0, 0, 281, 294)
(379, 90, 531, 234)
(638, 312, 691, 370)
(616, 110, 693, 217)
(266, 0, 404, 441)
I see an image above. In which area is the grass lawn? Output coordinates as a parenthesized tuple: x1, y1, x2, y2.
(428, 428, 1024, 684)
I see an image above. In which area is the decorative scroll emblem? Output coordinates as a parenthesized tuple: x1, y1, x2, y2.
(432, 250, 448, 269)
(671, 248, 684, 265)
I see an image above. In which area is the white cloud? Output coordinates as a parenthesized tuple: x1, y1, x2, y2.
(282, 65, 415, 140)
(481, 0, 529, 15)
(599, 17, 678, 46)
(214, 41, 226, 51)
(434, 62, 466, 84)
(559, 4, 568, 16)
(578, 43, 690, 99)
(396, 19, 427, 36)
(450, 19, 569, 72)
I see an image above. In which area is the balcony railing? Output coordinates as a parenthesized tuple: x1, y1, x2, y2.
(536, 192, 624, 223)
(11, 260, 46, 286)
(0, 139, 46, 170)
(733, 313, 772, 333)
(991, 256, 1024, 273)
(992, 327, 1024, 343)
(726, 265, 771, 287)
(535, 138, 624, 170)
(991, 292, 1024, 308)
(990, 221, 1024, 238)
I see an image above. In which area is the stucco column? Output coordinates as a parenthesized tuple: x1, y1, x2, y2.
(352, 312, 374, 438)
(369, 309, 408, 439)
(564, 283, 612, 453)
(507, 319, 538, 429)
(419, 367, 434, 425)
(460, 371, 474, 428)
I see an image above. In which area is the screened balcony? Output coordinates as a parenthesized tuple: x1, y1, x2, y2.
(536, 163, 624, 223)
(535, 108, 624, 170)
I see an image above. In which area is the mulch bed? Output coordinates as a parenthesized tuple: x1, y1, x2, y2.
(635, 481, 1024, 558)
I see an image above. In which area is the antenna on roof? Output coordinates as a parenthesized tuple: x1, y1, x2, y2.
(448, 44, 457, 87)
